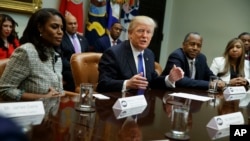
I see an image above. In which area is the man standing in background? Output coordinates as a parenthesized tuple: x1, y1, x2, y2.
(59, 0, 84, 34)
(94, 22, 123, 53)
(60, 14, 89, 91)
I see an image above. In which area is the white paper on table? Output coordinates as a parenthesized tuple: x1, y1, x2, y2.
(80, 93, 110, 100)
(93, 93, 110, 100)
(150, 140, 170, 141)
(169, 93, 213, 101)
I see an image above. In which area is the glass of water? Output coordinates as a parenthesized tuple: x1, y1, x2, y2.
(208, 76, 219, 93)
(75, 83, 95, 112)
(165, 99, 190, 140)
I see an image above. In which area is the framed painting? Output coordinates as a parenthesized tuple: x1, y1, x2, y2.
(0, 0, 42, 14)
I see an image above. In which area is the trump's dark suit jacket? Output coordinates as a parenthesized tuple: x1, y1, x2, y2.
(94, 35, 122, 53)
(60, 34, 89, 91)
(97, 40, 167, 92)
(162, 48, 214, 89)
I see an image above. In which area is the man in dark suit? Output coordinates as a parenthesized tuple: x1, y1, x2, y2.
(94, 22, 123, 53)
(97, 16, 184, 93)
(60, 14, 89, 91)
(162, 32, 224, 90)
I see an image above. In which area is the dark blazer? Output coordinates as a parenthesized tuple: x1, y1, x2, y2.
(60, 33, 89, 91)
(97, 40, 167, 92)
(60, 34, 89, 71)
(162, 48, 214, 89)
(94, 35, 122, 53)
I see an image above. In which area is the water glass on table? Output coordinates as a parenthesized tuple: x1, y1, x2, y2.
(208, 76, 219, 93)
(75, 83, 95, 112)
(165, 100, 190, 140)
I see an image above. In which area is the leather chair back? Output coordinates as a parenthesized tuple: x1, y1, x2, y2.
(0, 59, 9, 77)
(70, 52, 102, 92)
(154, 62, 163, 76)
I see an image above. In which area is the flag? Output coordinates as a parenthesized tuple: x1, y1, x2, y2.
(85, 0, 107, 51)
(119, 0, 140, 40)
(106, 0, 121, 30)
(59, 0, 84, 33)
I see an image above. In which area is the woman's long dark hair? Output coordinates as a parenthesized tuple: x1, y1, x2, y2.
(0, 14, 19, 49)
(19, 8, 66, 61)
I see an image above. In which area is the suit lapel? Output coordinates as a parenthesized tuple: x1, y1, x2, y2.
(194, 58, 200, 79)
(181, 49, 192, 77)
(105, 36, 111, 47)
(104, 36, 111, 48)
(65, 35, 75, 52)
(77, 35, 83, 51)
(117, 39, 122, 44)
(143, 51, 151, 78)
(124, 41, 137, 75)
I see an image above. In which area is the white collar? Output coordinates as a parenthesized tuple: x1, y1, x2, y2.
(66, 32, 77, 38)
(130, 41, 144, 56)
(187, 58, 195, 63)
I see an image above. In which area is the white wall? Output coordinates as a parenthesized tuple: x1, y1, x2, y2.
(161, 0, 250, 68)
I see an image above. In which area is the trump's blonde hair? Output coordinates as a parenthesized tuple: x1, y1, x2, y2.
(128, 15, 157, 34)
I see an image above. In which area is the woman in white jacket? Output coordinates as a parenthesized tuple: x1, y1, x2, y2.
(210, 38, 250, 87)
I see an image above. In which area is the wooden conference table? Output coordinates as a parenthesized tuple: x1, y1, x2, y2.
(23, 88, 250, 141)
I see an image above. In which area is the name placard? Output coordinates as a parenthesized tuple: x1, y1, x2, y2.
(113, 105, 147, 119)
(239, 93, 250, 107)
(207, 127, 229, 140)
(11, 115, 45, 126)
(206, 112, 244, 130)
(223, 86, 246, 101)
(224, 86, 246, 94)
(224, 93, 246, 101)
(112, 95, 147, 110)
(0, 101, 45, 118)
